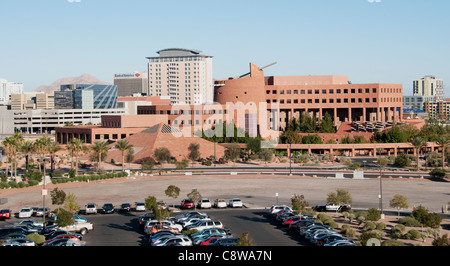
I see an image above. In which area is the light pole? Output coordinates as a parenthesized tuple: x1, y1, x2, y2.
(377, 148, 384, 219)
(289, 141, 293, 175)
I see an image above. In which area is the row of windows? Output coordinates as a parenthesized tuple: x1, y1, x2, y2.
(268, 97, 402, 105)
(266, 87, 400, 95)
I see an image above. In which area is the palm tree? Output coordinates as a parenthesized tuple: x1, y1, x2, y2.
(34, 136, 51, 176)
(2, 137, 16, 178)
(21, 140, 35, 171)
(91, 141, 110, 172)
(67, 138, 87, 176)
(48, 142, 62, 173)
(410, 136, 426, 170)
(114, 140, 133, 172)
(435, 135, 450, 169)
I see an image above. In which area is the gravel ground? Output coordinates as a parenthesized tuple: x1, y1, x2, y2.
(1, 174, 449, 214)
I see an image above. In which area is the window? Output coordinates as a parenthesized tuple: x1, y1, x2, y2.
(351, 89, 355, 93)
(329, 99, 334, 103)
(373, 88, 377, 93)
(373, 98, 377, 102)
(280, 90, 285, 94)
(329, 89, 334, 94)
(322, 99, 327, 103)
(366, 88, 370, 93)
(301, 90, 305, 94)
(308, 99, 312, 103)
(315, 90, 319, 94)
(307, 90, 312, 94)
(337, 89, 341, 94)
(315, 99, 319, 103)
(322, 89, 327, 94)
(344, 89, 348, 94)
(344, 98, 348, 103)
(337, 99, 341, 103)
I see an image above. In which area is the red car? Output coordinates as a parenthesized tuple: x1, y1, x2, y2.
(43, 234, 80, 245)
(199, 235, 229, 246)
(282, 216, 300, 226)
(181, 199, 194, 209)
(0, 209, 11, 219)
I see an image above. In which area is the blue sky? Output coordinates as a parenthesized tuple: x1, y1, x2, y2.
(1, 0, 449, 95)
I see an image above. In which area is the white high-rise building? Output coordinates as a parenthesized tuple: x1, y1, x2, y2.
(146, 48, 213, 105)
(0, 78, 24, 105)
(413, 75, 444, 101)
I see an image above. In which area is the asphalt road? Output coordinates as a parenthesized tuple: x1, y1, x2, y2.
(78, 208, 307, 246)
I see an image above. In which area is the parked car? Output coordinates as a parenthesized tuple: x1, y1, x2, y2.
(214, 198, 227, 208)
(148, 231, 183, 246)
(135, 202, 146, 212)
(101, 203, 115, 214)
(324, 240, 359, 246)
(184, 220, 224, 232)
(2, 238, 36, 246)
(14, 219, 44, 227)
(85, 203, 97, 214)
(180, 217, 211, 228)
(315, 234, 352, 246)
(0, 209, 11, 219)
(153, 235, 192, 246)
(144, 220, 182, 235)
(228, 198, 243, 208)
(198, 198, 212, 209)
(269, 205, 293, 215)
(174, 211, 206, 223)
(138, 213, 155, 227)
(190, 228, 231, 241)
(18, 207, 34, 218)
(119, 203, 132, 212)
(35, 207, 50, 217)
(205, 237, 238, 246)
(194, 233, 230, 246)
(43, 234, 81, 245)
(313, 203, 351, 212)
(44, 230, 82, 241)
(181, 199, 195, 209)
(42, 237, 83, 246)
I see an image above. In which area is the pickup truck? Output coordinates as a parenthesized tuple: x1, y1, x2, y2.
(60, 222, 93, 235)
(313, 203, 351, 212)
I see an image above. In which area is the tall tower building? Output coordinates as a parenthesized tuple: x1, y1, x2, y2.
(413, 75, 444, 101)
(146, 48, 213, 105)
(0, 78, 24, 105)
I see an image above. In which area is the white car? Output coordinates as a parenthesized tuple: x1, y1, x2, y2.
(85, 203, 97, 215)
(2, 238, 36, 246)
(198, 198, 212, 209)
(153, 235, 192, 246)
(214, 199, 227, 208)
(228, 198, 243, 208)
(184, 220, 224, 232)
(180, 217, 211, 228)
(269, 205, 293, 215)
(18, 207, 34, 218)
(135, 202, 146, 211)
(35, 207, 50, 217)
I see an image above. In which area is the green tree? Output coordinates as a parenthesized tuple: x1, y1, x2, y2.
(225, 143, 241, 165)
(389, 194, 409, 217)
(291, 194, 309, 213)
(236, 231, 253, 246)
(64, 192, 79, 213)
(50, 187, 66, 205)
(66, 138, 88, 175)
(165, 185, 180, 208)
(154, 147, 171, 163)
(187, 143, 200, 163)
(21, 140, 35, 171)
(115, 139, 133, 172)
(54, 208, 75, 227)
(326, 189, 353, 205)
(246, 138, 261, 154)
(187, 189, 202, 210)
(394, 153, 411, 167)
(34, 136, 51, 177)
(258, 148, 274, 165)
(320, 112, 336, 133)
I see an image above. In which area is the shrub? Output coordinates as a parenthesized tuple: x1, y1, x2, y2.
(359, 231, 381, 246)
(432, 234, 449, 246)
(340, 225, 356, 237)
(404, 229, 421, 240)
(398, 216, 421, 227)
(394, 153, 411, 167)
(376, 222, 386, 230)
(382, 239, 405, 246)
(366, 208, 381, 221)
(363, 221, 377, 232)
(26, 233, 45, 245)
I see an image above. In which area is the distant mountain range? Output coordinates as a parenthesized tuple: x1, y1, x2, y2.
(34, 73, 110, 93)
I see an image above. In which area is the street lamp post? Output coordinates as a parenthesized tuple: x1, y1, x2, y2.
(377, 148, 384, 219)
(289, 141, 293, 175)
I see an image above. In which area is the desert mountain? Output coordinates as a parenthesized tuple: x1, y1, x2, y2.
(34, 73, 111, 93)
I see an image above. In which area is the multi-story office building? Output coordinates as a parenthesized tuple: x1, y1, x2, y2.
(55, 84, 118, 109)
(413, 75, 444, 101)
(113, 72, 149, 97)
(10, 92, 55, 110)
(146, 48, 214, 105)
(0, 78, 24, 106)
(403, 95, 435, 111)
(214, 63, 403, 133)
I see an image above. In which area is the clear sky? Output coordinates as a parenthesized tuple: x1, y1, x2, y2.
(1, 0, 449, 95)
